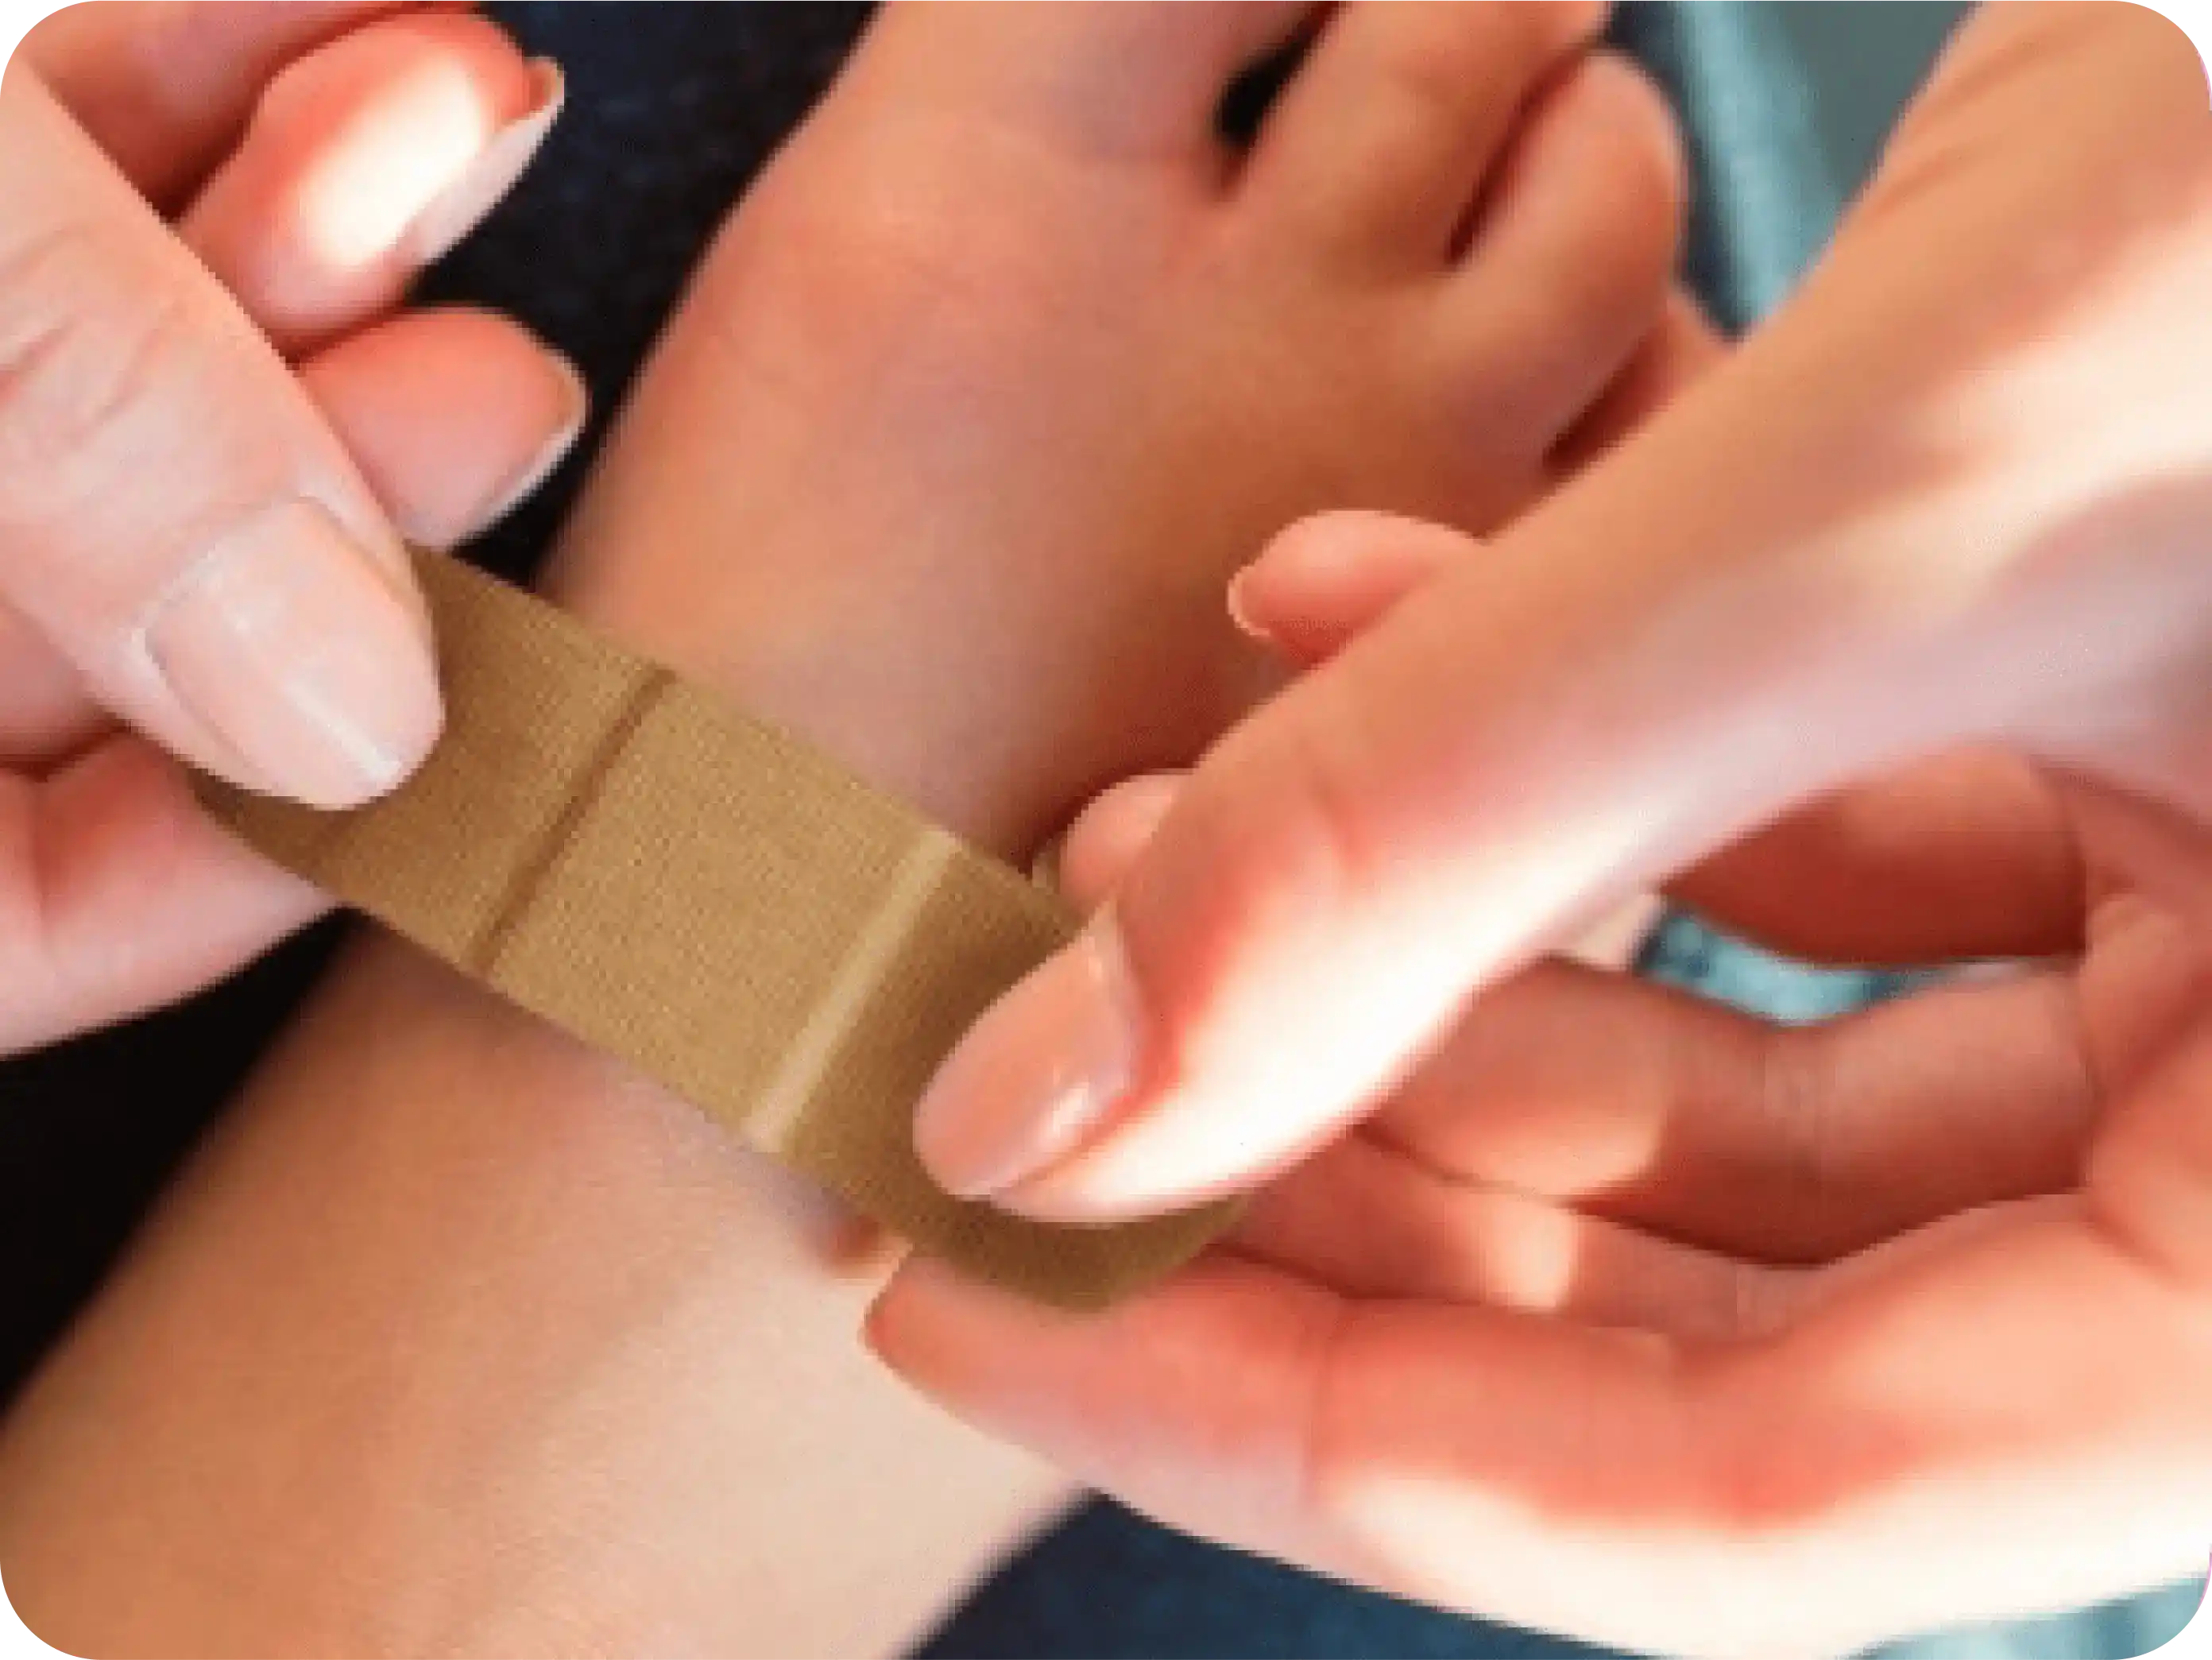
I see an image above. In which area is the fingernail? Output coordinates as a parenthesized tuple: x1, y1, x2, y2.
(915, 910, 1142, 1200)
(147, 500, 444, 808)
(474, 357, 588, 532)
(406, 60, 565, 265)
(1225, 563, 1269, 642)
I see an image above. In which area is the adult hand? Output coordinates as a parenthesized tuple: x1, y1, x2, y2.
(1, 3, 582, 1051)
(876, 6, 2212, 1654)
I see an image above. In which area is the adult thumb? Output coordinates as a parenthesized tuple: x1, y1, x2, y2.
(914, 547, 1858, 1225)
(0, 67, 439, 808)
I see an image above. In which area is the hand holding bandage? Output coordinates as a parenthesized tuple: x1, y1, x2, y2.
(875, 6, 2212, 1654)
(203, 549, 1229, 1308)
(0, 6, 578, 1053)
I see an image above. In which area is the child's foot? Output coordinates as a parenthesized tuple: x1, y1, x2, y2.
(552, 0, 1686, 859)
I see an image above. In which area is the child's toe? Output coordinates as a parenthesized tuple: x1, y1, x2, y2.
(1430, 52, 1685, 447)
(1238, 1, 1607, 269)
(860, 1, 1315, 171)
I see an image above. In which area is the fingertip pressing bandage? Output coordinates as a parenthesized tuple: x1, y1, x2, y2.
(198, 548, 1228, 1309)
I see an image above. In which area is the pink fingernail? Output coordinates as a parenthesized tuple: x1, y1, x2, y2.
(914, 911, 1143, 1200)
(406, 60, 565, 265)
(146, 500, 444, 808)
(474, 356, 589, 531)
(1225, 564, 1269, 642)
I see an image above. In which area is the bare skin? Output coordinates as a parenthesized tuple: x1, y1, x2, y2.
(0, 4, 1691, 1654)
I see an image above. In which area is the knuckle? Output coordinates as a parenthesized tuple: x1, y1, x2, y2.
(1288, 1297, 1362, 1521)
(1722, 1261, 1798, 1343)
(1754, 1029, 1842, 1211)
(0, 219, 207, 520)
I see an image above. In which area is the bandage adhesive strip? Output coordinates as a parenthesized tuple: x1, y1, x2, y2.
(195, 548, 1231, 1310)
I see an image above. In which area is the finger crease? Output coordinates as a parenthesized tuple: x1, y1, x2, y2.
(1292, 1290, 1362, 1525)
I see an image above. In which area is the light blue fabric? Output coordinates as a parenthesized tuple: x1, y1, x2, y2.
(1644, 0, 1843, 327)
(1876, 1584, 2205, 1660)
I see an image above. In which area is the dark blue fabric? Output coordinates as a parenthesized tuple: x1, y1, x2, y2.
(919, 1500, 1613, 1660)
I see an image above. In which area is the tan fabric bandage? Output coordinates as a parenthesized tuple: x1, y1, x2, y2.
(197, 549, 1228, 1310)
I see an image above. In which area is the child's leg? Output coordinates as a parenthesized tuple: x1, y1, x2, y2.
(0, 6, 1686, 1653)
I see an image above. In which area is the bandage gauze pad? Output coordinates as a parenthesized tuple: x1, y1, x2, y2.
(197, 549, 1228, 1309)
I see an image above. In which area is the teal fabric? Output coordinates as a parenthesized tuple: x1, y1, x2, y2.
(1625, 0, 1843, 330)
(1877, 1584, 2206, 1660)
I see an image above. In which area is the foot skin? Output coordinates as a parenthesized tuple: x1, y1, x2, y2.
(554, 0, 1685, 857)
(0, 6, 1686, 1655)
